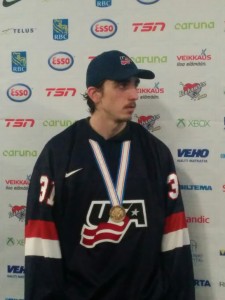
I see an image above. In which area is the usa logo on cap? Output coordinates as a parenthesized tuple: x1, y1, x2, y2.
(120, 56, 131, 65)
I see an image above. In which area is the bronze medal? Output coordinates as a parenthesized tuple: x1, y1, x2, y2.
(109, 205, 126, 223)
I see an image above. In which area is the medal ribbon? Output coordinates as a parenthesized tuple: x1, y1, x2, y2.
(89, 139, 131, 207)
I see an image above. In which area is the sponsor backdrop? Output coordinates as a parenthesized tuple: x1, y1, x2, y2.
(0, 0, 224, 299)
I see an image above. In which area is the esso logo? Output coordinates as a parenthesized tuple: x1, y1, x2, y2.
(137, 0, 160, 4)
(7, 84, 32, 102)
(48, 52, 74, 71)
(91, 19, 117, 38)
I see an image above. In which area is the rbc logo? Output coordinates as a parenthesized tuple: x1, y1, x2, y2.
(53, 19, 68, 40)
(11, 52, 27, 73)
(96, 0, 112, 7)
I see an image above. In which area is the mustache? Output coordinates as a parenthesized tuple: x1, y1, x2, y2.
(124, 103, 136, 109)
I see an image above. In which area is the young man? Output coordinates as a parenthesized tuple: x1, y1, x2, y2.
(25, 50, 195, 300)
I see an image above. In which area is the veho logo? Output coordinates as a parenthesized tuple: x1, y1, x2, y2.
(7, 84, 32, 102)
(178, 149, 209, 158)
(91, 19, 117, 38)
(48, 52, 74, 71)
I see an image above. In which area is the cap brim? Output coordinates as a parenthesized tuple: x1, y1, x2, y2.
(136, 69, 155, 80)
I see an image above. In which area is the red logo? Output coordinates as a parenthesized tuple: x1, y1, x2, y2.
(9, 205, 26, 222)
(5, 118, 35, 127)
(132, 22, 165, 32)
(80, 200, 147, 248)
(179, 82, 207, 100)
(46, 88, 76, 97)
(135, 114, 161, 132)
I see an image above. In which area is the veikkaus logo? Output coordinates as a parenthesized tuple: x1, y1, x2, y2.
(138, 82, 165, 100)
(137, 0, 160, 4)
(48, 52, 74, 71)
(91, 19, 117, 38)
(7, 84, 32, 102)
(96, 0, 112, 7)
(177, 49, 212, 67)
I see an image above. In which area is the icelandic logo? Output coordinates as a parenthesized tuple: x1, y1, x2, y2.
(7, 83, 32, 102)
(91, 19, 117, 38)
(9, 205, 26, 222)
(11, 51, 27, 73)
(53, 19, 68, 40)
(135, 114, 161, 132)
(120, 56, 131, 65)
(137, 0, 160, 4)
(48, 52, 74, 71)
(80, 200, 147, 248)
(179, 81, 207, 100)
(96, 0, 112, 7)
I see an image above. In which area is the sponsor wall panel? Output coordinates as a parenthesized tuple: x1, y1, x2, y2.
(1, 0, 225, 299)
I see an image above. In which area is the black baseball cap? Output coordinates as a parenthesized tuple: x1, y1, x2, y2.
(86, 50, 155, 87)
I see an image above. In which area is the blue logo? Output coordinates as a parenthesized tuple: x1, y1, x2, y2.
(48, 52, 74, 71)
(12, 51, 27, 73)
(178, 149, 209, 158)
(137, 0, 160, 4)
(91, 19, 117, 38)
(7, 83, 32, 102)
(53, 19, 68, 40)
(96, 0, 112, 7)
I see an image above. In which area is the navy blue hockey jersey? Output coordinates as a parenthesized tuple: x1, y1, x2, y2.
(25, 118, 195, 300)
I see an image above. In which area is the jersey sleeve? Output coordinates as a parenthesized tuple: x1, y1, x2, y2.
(25, 143, 66, 300)
(161, 150, 195, 300)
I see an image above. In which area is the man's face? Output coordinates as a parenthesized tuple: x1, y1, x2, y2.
(95, 77, 140, 123)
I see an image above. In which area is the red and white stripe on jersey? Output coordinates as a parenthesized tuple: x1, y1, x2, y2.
(25, 220, 62, 258)
(161, 211, 190, 252)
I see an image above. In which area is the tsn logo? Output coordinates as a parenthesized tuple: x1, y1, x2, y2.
(46, 88, 76, 97)
(5, 119, 35, 127)
(132, 22, 165, 32)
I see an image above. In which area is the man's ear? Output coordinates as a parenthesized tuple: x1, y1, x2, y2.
(87, 86, 102, 104)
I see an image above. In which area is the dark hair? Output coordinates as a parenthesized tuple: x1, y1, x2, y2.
(82, 81, 105, 114)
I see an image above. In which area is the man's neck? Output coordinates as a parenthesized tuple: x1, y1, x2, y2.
(89, 115, 127, 140)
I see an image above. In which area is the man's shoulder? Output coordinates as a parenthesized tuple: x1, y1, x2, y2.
(129, 121, 168, 148)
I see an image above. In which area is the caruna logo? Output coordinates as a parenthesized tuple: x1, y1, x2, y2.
(7, 83, 32, 102)
(91, 19, 117, 38)
(137, 0, 160, 4)
(48, 52, 74, 71)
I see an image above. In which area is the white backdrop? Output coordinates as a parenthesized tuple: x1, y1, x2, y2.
(0, 0, 225, 299)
